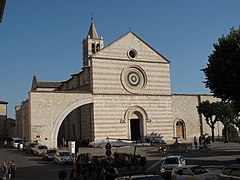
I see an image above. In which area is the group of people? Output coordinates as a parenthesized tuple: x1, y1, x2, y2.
(193, 134, 212, 150)
(0, 161, 16, 180)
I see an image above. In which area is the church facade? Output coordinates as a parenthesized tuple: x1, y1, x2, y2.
(15, 20, 222, 148)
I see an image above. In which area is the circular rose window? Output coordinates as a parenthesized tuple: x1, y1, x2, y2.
(121, 65, 147, 93)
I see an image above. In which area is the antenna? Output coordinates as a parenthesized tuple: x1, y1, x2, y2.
(91, 13, 93, 21)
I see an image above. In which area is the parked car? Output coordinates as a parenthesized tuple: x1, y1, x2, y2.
(32, 144, 48, 156)
(42, 149, 57, 161)
(54, 150, 73, 164)
(219, 164, 240, 179)
(115, 174, 165, 179)
(172, 165, 219, 180)
(11, 137, 23, 149)
(160, 155, 186, 179)
(25, 142, 39, 154)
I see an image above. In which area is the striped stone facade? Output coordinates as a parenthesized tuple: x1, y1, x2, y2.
(15, 20, 222, 148)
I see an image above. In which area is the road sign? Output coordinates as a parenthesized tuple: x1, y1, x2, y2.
(105, 142, 112, 150)
(105, 149, 112, 156)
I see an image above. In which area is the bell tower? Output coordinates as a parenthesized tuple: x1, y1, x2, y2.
(82, 18, 104, 67)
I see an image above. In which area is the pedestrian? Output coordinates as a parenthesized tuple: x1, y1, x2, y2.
(1, 162, 8, 180)
(8, 161, 16, 180)
(199, 135, 203, 149)
(3, 140, 7, 149)
(193, 136, 198, 149)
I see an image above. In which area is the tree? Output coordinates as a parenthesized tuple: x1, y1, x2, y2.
(227, 123, 238, 140)
(214, 102, 239, 143)
(202, 27, 240, 109)
(197, 100, 219, 142)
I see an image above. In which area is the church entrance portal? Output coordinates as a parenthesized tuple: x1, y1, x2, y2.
(130, 118, 141, 141)
(125, 106, 148, 142)
(176, 120, 185, 139)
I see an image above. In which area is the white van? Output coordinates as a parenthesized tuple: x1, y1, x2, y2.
(11, 137, 23, 148)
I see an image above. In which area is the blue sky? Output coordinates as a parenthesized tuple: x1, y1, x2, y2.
(1, 1, 240, 118)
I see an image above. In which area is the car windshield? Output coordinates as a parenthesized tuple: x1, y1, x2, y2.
(14, 140, 22, 143)
(222, 167, 240, 176)
(164, 158, 179, 164)
(59, 152, 71, 156)
(191, 166, 208, 175)
(38, 146, 47, 149)
(29, 143, 37, 147)
(48, 150, 56, 153)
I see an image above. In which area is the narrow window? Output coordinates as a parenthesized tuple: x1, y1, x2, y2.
(96, 44, 100, 52)
(92, 43, 95, 53)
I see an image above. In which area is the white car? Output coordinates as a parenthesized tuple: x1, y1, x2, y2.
(54, 150, 73, 165)
(218, 164, 240, 179)
(11, 137, 23, 149)
(172, 165, 219, 180)
(32, 145, 48, 156)
(115, 174, 164, 180)
(160, 155, 186, 179)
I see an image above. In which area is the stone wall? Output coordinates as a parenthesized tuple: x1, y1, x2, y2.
(29, 91, 93, 148)
(0, 102, 7, 139)
(93, 94, 173, 142)
(172, 94, 223, 142)
(15, 100, 29, 141)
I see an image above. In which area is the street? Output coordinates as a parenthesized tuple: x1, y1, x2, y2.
(0, 147, 73, 180)
(0, 141, 240, 179)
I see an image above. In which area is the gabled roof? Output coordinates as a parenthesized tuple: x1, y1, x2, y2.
(93, 31, 170, 63)
(31, 75, 62, 90)
(130, 31, 170, 63)
(37, 82, 62, 88)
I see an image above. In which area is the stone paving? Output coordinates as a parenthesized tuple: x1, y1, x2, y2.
(77, 141, 240, 175)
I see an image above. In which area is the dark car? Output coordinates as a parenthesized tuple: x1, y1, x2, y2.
(42, 149, 57, 161)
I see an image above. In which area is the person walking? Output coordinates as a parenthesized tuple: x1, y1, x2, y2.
(8, 161, 16, 180)
(1, 162, 8, 180)
(3, 140, 7, 149)
(193, 136, 198, 149)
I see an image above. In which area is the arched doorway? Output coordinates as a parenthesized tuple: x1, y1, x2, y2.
(130, 119, 141, 141)
(175, 120, 185, 139)
(129, 112, 143, 141)
(124, 106, 148, 141)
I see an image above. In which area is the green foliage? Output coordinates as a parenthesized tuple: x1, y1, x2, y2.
(197, 100, 219, 141)
(197, 100, 239, 142)
(197, 100, 218, 128)
(202, 26, 240, 108)
(227, 124, 238, 139)
(215, 101, 239, 142)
